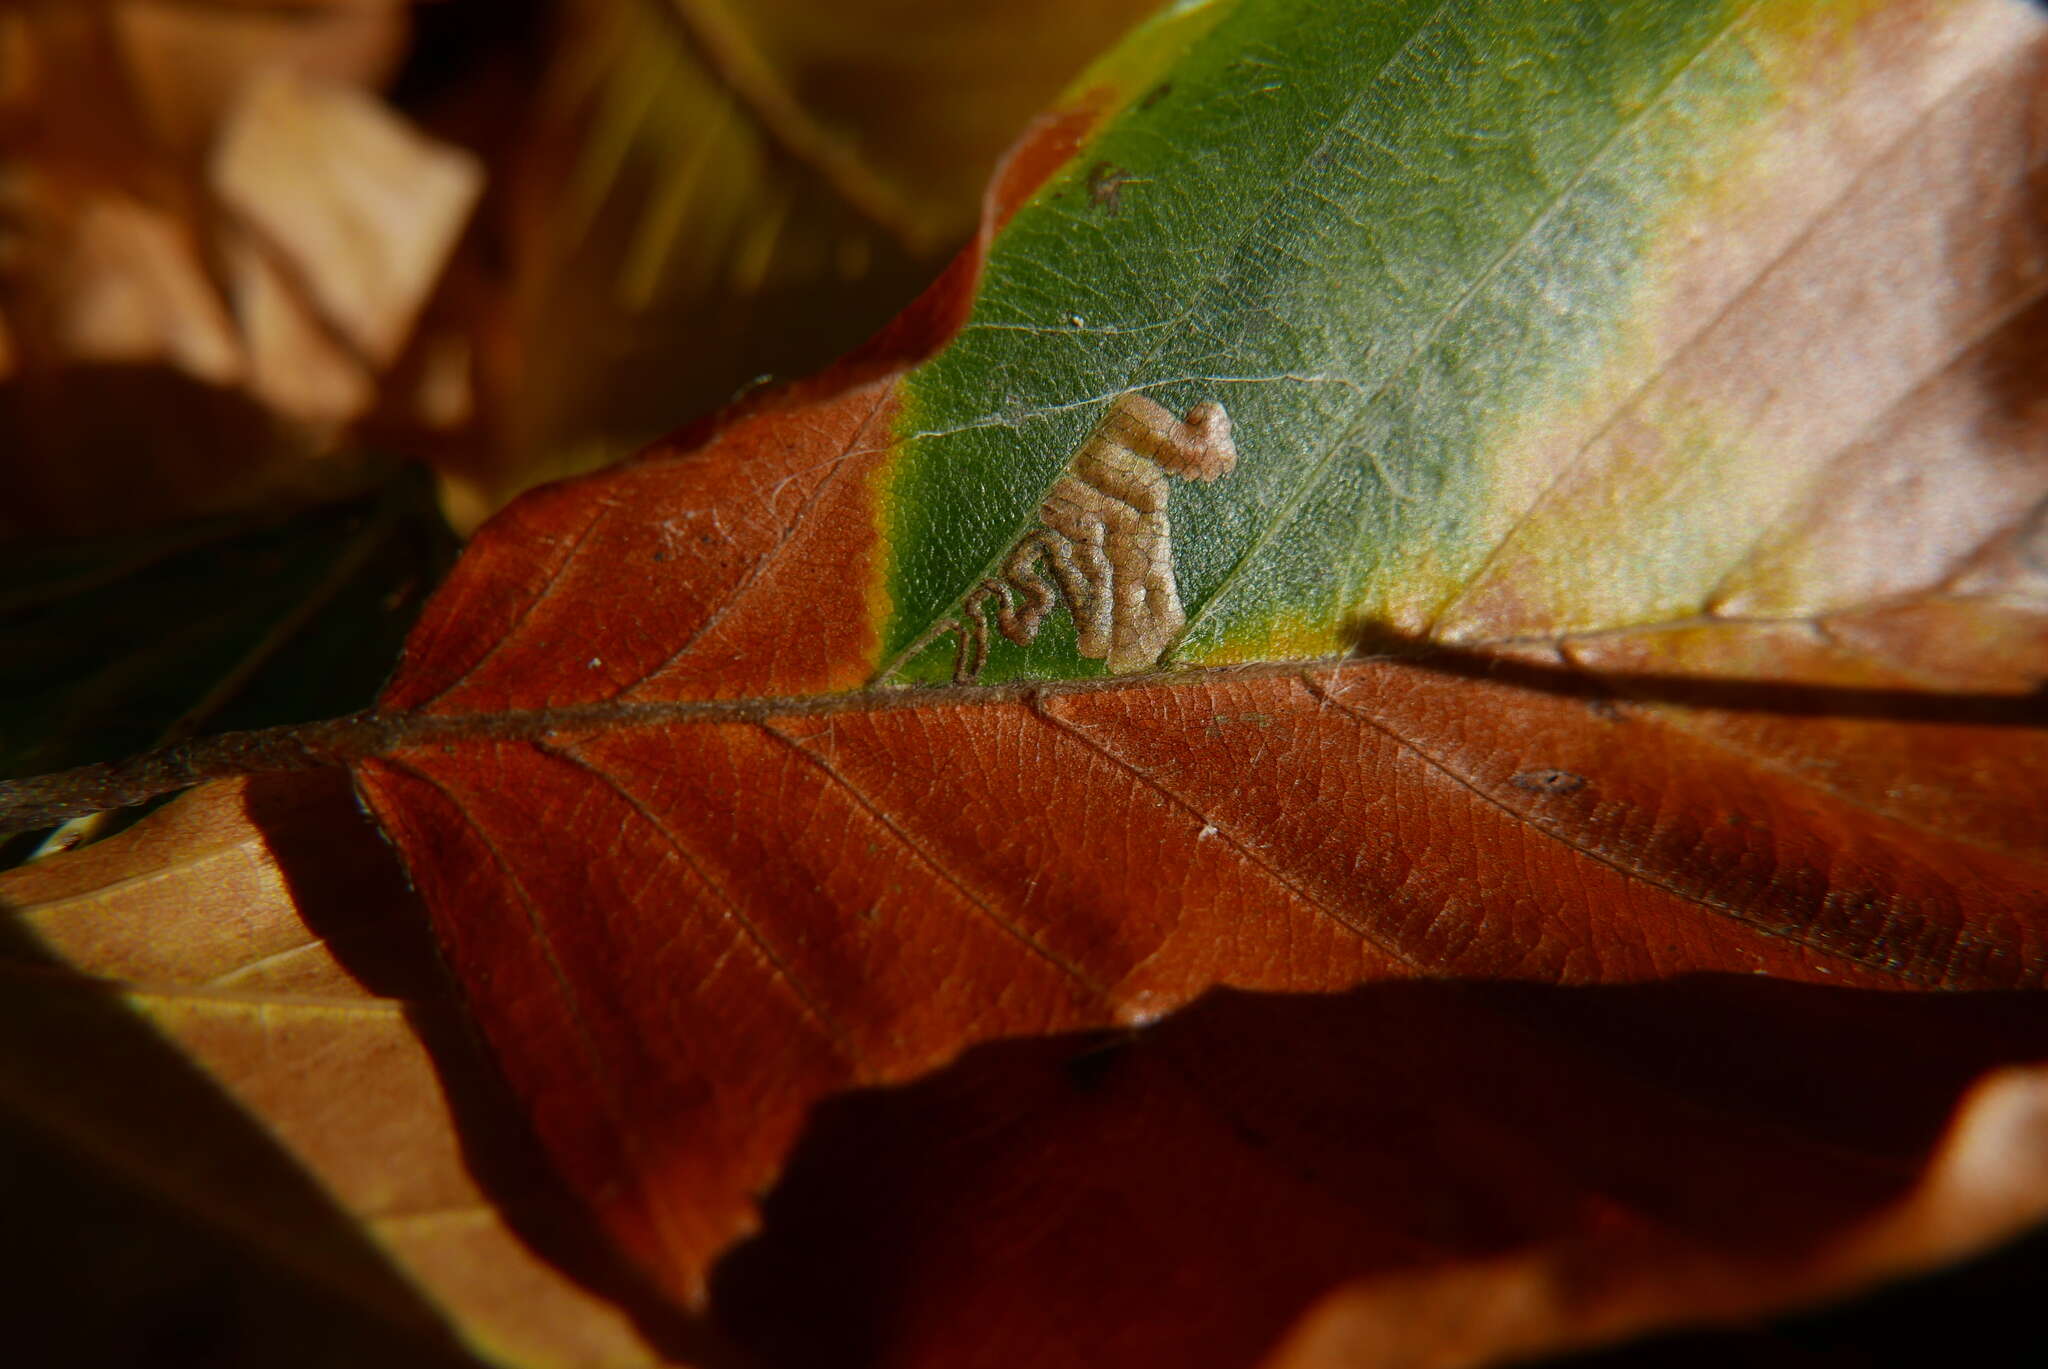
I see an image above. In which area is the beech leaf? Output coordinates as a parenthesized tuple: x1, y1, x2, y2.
(7, 1, 2048, 1363)
(343, 0, 2048, 1332)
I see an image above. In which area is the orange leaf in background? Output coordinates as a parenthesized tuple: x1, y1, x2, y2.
(0, 0, 480, 534)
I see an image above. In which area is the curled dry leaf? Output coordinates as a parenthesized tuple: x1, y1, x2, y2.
(1267, 1051, 2048, 1367)
(211, 69, 482, 408)
(711, 974, 2048, 1368)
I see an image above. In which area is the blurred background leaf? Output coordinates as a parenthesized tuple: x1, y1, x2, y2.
(0, 0, 478, 533)
(433, 0, 1168, 526)
(0, 0, 1166, 533)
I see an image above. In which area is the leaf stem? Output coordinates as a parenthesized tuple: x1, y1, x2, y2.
(0, 715, 384, 833)
(7, 640, 2041, 836)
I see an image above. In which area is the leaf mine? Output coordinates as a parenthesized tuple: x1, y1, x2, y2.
(923, 391, 1240, 683)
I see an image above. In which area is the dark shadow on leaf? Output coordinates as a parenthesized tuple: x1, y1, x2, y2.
(247, 772, 740, 1368)
(1338, 619, 2047, 726)
(1528, 1220, 2048, 1367)
(0, 856, 478, 1367)
(712, 974, 2048, 1369)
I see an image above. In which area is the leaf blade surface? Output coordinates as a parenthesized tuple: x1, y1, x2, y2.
(357, 0, 2048, 1336)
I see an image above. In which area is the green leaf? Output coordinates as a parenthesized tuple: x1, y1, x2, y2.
(874, 0, 2043, 684)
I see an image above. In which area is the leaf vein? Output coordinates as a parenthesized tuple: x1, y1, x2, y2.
(754, 717, 1111, 1006)
(1299, 667, 1952, 985)
(530, 737, 868, 1064)
(1183, 0, 1765, 647)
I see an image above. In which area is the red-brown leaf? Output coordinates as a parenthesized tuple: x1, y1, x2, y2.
(343, 3, 2048, 1361)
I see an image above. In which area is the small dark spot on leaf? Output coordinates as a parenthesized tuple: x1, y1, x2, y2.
(1139, 81, 1172, 110)
(1511, 768, 1586, 795)
(1086, 161, 1136, 214)
(651, 550, 667, 563)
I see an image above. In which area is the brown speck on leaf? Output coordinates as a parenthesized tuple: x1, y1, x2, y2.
(1205, 711, 1275, 736)
(1139, 81, 1173, 110)
(1087, 161, 1136, 214)
(1511, 768, 1587, 796)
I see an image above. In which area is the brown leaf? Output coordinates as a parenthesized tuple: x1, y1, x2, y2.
(322, 4, 2048, 1355)
(326, 20, 2048, 1341)
(0, 3, 478, 534)
(10, 3, 2048, 1364)
(712, 982, 2048, 1369)
(0, 773, 700, 1366)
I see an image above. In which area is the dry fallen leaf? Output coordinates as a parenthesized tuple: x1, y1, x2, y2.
(329, 0, 2048, 1308)
(0, 774, 698, 1367)
(4, 1, 2048, 1365)
(0, 1, 478, 534)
